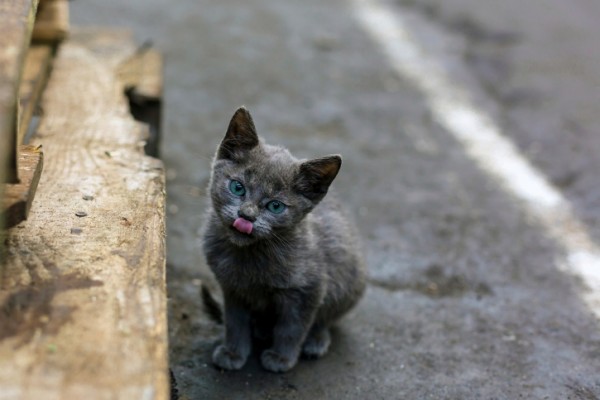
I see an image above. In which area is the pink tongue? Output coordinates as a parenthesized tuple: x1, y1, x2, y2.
(233, 217, 253, 234)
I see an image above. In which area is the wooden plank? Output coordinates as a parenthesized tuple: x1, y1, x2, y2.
(32, 0, 69, 42)
(0, 29, 168, 400)
(18, 45, 53, 145)
(0, 0, 39, 185)
(1, 145, 43, 228)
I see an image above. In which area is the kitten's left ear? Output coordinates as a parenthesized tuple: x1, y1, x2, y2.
(294, 155, 342, 203)
(217, 107, 260, 160)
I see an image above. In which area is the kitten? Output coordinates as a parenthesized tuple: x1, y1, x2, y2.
(202, 107, 366, 373)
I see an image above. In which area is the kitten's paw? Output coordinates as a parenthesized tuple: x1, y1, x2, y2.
(260, 349, 297, 373)
(212, 345, 247, 370)
(302, 328, 331, 359)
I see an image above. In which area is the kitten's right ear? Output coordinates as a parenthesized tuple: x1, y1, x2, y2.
(217, 107, 260, 160)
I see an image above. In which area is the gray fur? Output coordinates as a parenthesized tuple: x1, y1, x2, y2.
(202, 107, 366, 373)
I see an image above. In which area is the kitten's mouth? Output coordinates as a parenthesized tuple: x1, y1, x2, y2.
(229, 225, 253, 237)
(232, 217, 253, 234)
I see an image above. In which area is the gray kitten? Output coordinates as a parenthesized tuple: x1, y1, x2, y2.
(202, 107, 366, 373)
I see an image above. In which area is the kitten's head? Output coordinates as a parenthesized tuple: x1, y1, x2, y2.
(209, 107, 341, 247)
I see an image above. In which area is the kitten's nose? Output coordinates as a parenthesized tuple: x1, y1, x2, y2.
(238, 203, 258, 222)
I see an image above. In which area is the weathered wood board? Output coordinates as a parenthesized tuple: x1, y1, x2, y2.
(0, 29, 168, 400)
(0, 0, 39, 185)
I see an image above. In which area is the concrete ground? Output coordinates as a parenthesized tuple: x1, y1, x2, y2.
(72, 1, 600, 399)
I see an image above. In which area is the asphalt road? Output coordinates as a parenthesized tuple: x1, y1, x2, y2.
(73, 1, 600, 399)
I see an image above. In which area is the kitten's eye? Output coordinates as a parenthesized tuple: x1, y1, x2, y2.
(229, 180, 246, 196)
(266, 200, 286, 214)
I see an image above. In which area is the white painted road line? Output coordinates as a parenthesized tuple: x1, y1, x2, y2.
(352, 0, 600, 317)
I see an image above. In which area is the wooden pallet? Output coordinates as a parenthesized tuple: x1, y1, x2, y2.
(1, 0, 68, 227)
(0, 28, 168, 400)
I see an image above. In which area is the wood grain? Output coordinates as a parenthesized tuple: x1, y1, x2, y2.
(0, 0, 39, 185)
(0, 29, 168, 400)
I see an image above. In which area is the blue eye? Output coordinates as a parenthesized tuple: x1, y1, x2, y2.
(266, 200, 286, 214)
(229, 180, 246, 196)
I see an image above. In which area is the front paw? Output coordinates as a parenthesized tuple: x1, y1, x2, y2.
(212, 344, 247, 370)
(260, 349, 297, 373)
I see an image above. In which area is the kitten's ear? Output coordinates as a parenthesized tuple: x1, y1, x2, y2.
(217, 107, 260, 160)
(294, 155, 342, 202)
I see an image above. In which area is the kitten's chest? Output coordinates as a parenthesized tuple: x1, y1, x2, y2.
(212, 249, 295, 289)
(234, 285, 278, 312)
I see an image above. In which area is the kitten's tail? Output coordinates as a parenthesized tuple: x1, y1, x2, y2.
(200, 283, 223, 324)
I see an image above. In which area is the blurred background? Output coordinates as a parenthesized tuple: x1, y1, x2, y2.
(72, 1, 600, 399)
